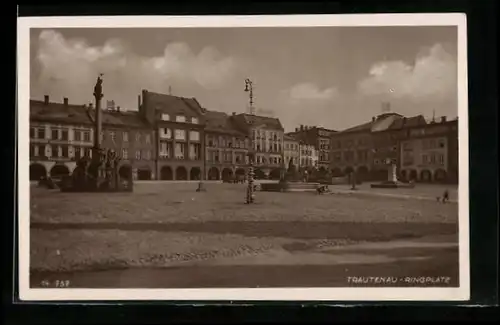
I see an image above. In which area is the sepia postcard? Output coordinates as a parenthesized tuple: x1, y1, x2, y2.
(17, 13, 469, 301)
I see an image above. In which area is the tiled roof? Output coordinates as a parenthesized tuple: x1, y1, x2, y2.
(389, 115, 427, 129)
(30, 100, 92, 125)
(342, 113, 404, 133)
(342, 121, 373, 133)
(284, 134, 298, 141)
(142, 90, 205, 117)
(204, 110, 246, 136)
(99, 110, 151, 129)
(239, 113, 284, 130)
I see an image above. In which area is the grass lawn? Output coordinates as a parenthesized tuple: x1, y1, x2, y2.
(30, 182, 458, 273)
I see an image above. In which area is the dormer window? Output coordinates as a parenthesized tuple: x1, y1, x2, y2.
(191, 117, 199, 124)
(161, 113, 170, 121)
(176, 115, 186, 123)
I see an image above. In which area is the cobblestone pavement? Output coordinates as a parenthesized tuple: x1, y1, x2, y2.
(29, 182, 459, 287)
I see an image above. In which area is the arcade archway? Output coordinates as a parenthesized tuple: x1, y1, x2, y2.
(30, 163, 46, 181)
(175, 166, 188, 180)
(208, 167, 220, 180)
(160, 166, 173, 180)
(190, 167, 201, 180)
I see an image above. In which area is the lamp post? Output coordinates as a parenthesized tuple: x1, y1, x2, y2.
(245, 78, 255, 204)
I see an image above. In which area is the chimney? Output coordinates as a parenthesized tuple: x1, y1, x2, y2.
(117, 106, 121, 112)
(372, 117, 376, 122)
(138, 95, 141, 110)
(300, 125, 304, 131)
(63, 98, 68, 106)
(44, 95, 49, 105)
(232, 112, 236, 116)
(295, 127, 298, 132)
(89, 103, 93, 110)
(441, 116, 447, 123)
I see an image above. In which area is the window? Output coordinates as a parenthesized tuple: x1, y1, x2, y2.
(145, 134, 151, 144)
(135, 150, 141, 160)
(110, 131, 116, 142)
(430, 153, 436, 164)
(176, 115, 186, 123)
(135, 132, 141, 142)
(74, 130, 81, 141)
(175, 143, 185, 159)
(189, 143, 201, 160)
(74, 147, 81, 159)
(161, 113, 170, 121)
(145, 150, 151, 160)
(122, 149, 128, 159)
(160, 128, 172, 139)
(61, 146, 69, 158)
(61, 129, 68, 141)
(51, 145, 59, 157)
(191, 117, 199, 124)
(51, 129, 59, 140)
(83, 131, 90, 142)
(175, 129, 186, 140)
(189, 131, 200, 141)
(160, 142, 172, 158)
(37, 128, 46, 139)
(30, 127, 35, 138)
(422, 155, 428, 164)
(439, 154, 444, 165)
(123, 131, 128, 142)
(438, 139, 446, 148)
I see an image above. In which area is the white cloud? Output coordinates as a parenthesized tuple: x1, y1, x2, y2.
(286, 82, 338, 101)
(32, 30, 238, 107)
(358, 44, 457, 100)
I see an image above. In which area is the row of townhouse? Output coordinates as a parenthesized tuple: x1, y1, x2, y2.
(284, 112, 458, 184)
(29, 91, 287, 181)
(29, 92, 459, 184)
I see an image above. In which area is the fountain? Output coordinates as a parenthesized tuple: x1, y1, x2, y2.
(260, 160, 320, 192)
(60, 75, 133, 192)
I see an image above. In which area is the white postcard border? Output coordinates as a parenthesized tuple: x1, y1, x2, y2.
(17, 13, 469, 301)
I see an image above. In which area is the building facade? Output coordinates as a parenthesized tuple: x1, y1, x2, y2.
(92, 107, 156, 181)
(283, 134, 300, 168)
(231, 113, 285, 179)
(287, 125, 337, 171)
(139, 90, 205, 181)
(399, 117, 458, 183)
(299, 143, 318, 170)
(29, 96, 94, 181)
(204, 111, 249, 180)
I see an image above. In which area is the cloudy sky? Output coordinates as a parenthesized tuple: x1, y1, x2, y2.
(30, 26, 458, 132)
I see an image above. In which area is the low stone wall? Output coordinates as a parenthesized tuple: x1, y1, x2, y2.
(260, 182, 321, 192)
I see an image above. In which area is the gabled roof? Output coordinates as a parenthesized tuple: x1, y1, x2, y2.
(30, 100, 92, 125)
(284, 134, 298, 141)
(142, 90, 205, 117)
(204, 110, 246, 136)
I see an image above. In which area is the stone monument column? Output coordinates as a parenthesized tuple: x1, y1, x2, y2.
(388, 163, 398, 182)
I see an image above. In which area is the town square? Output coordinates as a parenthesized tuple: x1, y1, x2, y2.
(26, 25, 460, 289)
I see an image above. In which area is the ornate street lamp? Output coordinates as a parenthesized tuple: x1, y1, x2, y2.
(245, 78, 255, 204)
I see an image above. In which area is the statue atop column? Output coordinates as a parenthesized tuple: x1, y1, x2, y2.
(93, 74, 104, 99)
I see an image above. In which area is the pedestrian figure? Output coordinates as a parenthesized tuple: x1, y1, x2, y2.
(442, 189, 449, 203)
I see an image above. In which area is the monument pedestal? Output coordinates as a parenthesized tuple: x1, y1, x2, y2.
(370, 163, 415, 189)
